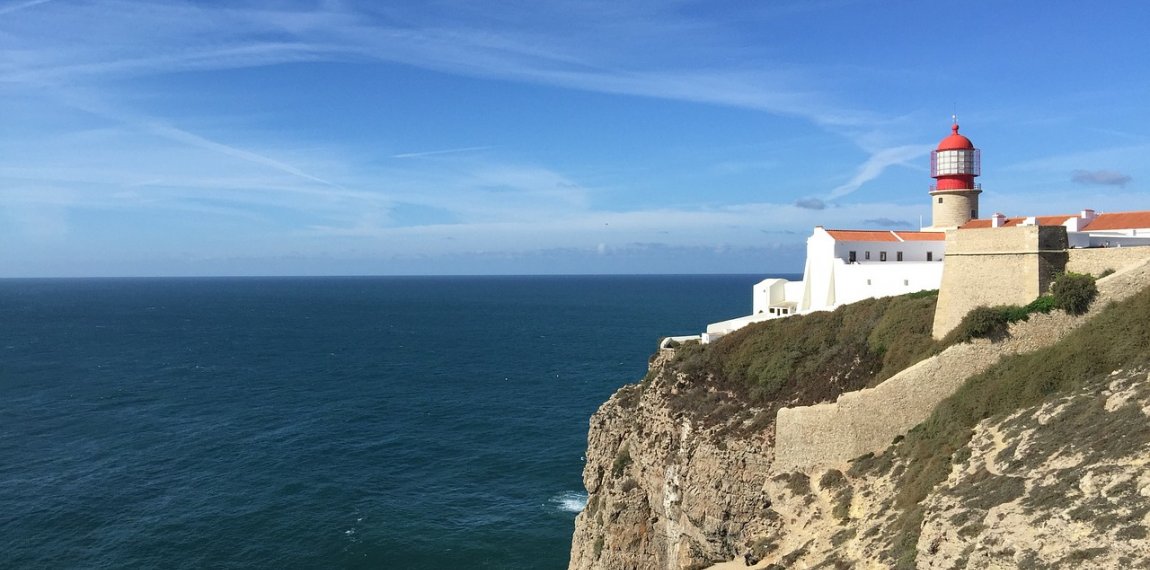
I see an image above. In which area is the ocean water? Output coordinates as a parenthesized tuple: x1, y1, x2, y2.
(0, 275, 783, 569)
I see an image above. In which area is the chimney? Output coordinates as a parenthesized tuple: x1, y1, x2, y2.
(991, 213, 1007, 228)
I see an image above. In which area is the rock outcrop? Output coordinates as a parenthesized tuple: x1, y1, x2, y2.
(568, 351, 776, 570)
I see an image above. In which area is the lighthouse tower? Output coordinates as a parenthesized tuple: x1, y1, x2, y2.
(927, 121, 981, 230)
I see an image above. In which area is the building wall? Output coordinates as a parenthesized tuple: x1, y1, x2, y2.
(831, 262, 943, 306)
(800, 228, 944, 312)
(831, 237, 942, 264)
(930, 190, 980, 229)
(931, 226, 1069, 339)
(705, 313, 772, 340)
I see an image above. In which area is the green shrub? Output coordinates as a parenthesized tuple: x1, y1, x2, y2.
(1052, 272, 1098, 316)
(944, 305, 1015, 344)
(945, 297, 1061, 345)
(1024, 295, 1056, 314)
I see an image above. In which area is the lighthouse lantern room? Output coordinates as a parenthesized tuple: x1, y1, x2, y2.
(927, 121, 983, 230)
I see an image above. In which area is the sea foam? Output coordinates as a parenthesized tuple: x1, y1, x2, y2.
(550, 491, 588, 513)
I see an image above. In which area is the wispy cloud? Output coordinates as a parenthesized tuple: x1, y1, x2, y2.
(1071, 169, 1131, 187)
(0, 1, 876, 129)
(392, 146, 492, 159)
(826, 144, 932, 200)
(0, 0, 54, 16)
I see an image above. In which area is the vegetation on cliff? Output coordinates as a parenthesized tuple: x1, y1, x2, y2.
(661, 272, 1101, 434)
(662, 290, 940, 432)
(872, 280, 1149, 567)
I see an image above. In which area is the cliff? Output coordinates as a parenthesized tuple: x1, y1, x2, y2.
(570, 262, 1150, 569)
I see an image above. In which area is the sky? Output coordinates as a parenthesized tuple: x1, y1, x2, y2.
(3, 0, 1149, 277)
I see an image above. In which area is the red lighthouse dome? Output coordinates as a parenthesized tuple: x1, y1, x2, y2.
(930, 122, 980, 191)
(936, 123, 975, 151)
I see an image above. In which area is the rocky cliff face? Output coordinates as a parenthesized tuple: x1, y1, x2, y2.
(568, 351, 776, 570)
(570, 359, 1150, 569)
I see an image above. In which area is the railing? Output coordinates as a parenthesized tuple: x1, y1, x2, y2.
(929, 183, 982, 192)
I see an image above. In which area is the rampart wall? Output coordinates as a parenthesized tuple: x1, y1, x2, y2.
(772, 258, 1150, 473)
(931, 226, 1068, 339)
(1067, 246, 1150, 277)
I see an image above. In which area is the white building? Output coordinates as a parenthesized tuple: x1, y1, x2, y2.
(701, 228, 945, 341)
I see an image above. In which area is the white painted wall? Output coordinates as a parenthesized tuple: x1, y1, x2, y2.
(798, 228, 944, 312)
(830, 261, 943, 306)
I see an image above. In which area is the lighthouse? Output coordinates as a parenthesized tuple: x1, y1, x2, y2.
(927, 121, 981, 230)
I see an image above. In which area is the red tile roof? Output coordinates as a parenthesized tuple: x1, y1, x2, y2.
(825, 229, 945, 242)
(894, 231, 946, 241)
(826, 230, 899, 242)
(961, 215, 1074, 229)
(1083, 211, 1150, 231)
(961, 210, 1150, 231)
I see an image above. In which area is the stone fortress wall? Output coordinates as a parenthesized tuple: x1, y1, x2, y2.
(773, 249, 1150, 473)
(1067, 246, 1150, 277)
(931, 226, 1068, 340)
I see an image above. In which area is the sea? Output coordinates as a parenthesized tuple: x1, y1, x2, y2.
(0, 275, 786, 569)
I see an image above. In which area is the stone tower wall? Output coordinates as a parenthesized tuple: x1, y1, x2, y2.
(930, 190, 980, 230)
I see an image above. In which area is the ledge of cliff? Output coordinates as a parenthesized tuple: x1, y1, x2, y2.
(570, 268, 1150, 570)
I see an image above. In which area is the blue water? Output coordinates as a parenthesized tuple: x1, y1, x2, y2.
(0, 275, 782, 568)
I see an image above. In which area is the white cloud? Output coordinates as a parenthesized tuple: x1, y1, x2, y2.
(826, 144, 933, 201)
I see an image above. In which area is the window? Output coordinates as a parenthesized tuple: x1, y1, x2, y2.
(866, 279, 872, 285)
(880, 252, 887, 262)
(896, 251, 903, 262)
(971, 209, 977, 218)
(927, 251, 933, 261)
(938, 197, 943, 204)
(865, 251, 871, 260)
(848, 251, 857, 263)
(904, 279, 909, 286)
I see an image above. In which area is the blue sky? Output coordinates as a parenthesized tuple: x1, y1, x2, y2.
(3, 0, 1149, 277)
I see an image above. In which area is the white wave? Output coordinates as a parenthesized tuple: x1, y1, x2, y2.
(550, 491, 588, 513)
